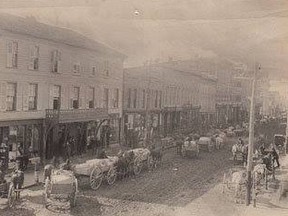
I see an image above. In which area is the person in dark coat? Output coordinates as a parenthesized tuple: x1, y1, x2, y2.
(271, 147, 280, 168)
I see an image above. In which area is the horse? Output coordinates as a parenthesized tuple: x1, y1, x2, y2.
(116, 151, 135, 179)
(149, 146, 163, 168)
(10, 169, 24, 199)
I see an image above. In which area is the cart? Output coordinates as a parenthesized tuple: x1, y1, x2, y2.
(73, 156, 118, 190)
(181, 140, 199, 158)
(127, 148, 153, 175)
(44, 169, 78, 210)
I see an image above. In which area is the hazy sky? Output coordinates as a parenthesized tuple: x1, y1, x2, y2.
(0, 0, 288, 79)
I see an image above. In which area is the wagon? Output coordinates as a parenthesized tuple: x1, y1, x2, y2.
(222, 166, 247, 203)
(73, 156, 118, 190)
(127, 148, 153, 175)
(44, 169, 78, 210)
(181, 140, 199, 158)
(198, 137, 215, 152)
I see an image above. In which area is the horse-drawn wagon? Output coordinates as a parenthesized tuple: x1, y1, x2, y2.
(44, 169, 78, 210)
(126, 148, 153, 175)
(181, 138, 199, 158)
(73, 156, 118, 190)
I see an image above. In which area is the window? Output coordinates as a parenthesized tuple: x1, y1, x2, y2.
(127, 88, 131, 108)
(29, 45, 39, 70)
(142, 89, 146, 108)
(72, 87, 80, 109)
(51, 50, 61, 73)
(103, 60, 109, 76)
(88, 87, 95, 108)
(28, 84, 38, 110)
(7, 41, 18, 68)
(6, 83, 17, 111)
(159, 90, 162, 108)
(133, 89, 137, 108)
(92, 66, 96, 76)
(113, 88, 119, 108)
(73, 63, 80, 74)
(155, 90, 158, 108)
(103, 88, 109, 108)
(53, 85, 61, 110)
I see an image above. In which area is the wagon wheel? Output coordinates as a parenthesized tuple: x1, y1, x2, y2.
(90, 167, 103, 190)
(133, 157, 143, 175)
(44, 178, 52, 208)
(8, 183, 16, 208)
(70, 178, 78, 208)
(147, 155, 154, 170)
(107, 167, 117, 185)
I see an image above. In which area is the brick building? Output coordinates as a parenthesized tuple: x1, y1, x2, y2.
(0, 14, 125, 160)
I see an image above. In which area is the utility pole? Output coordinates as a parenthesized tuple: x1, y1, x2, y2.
(245, 63, 259, 206)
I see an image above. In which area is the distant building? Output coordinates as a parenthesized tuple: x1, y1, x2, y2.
(0, 14, 125, 159)
(123, 61, 216, 146)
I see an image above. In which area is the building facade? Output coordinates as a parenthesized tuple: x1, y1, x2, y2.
(0, 14, 124, 160)
(123, 61, 216, 146)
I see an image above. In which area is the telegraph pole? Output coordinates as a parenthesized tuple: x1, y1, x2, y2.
(245, 63, 260, 206)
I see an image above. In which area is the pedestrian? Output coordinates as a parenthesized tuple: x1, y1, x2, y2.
(271, 147, 280, 168)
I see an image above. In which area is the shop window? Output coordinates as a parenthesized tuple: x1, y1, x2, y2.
(53, 85, 61, 110)
(72, 87, 80, 109)
(28, 45, 39, 70)
(6, 41, 18, 68)
(6, 83, 17, 111)
(28, 83, 38, 110)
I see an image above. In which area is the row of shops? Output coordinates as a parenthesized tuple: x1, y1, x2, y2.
(0, 109, 122, 165)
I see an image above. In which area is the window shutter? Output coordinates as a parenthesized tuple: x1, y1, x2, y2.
(49, 85, 54, 109)
(0, 82, 7, 111)
(22, 83, 29, 111)
(6, 42, 13, 68)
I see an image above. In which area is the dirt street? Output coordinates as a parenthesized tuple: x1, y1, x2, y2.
(0, 138, 237, 216)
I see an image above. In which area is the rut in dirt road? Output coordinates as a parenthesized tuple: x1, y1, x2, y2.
(83, 140, 236, 207)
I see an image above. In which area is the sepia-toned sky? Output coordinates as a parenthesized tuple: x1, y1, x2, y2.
(0, 0, 288, 79)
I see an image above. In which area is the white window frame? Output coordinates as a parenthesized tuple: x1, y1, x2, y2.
(29, 45, 39, 70)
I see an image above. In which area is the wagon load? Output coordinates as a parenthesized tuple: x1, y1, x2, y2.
(73, 156, 118, 176)
(73, 156, 118, 190)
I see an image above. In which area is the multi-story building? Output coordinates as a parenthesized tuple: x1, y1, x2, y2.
(123, 60, 216, 146)
(0, 14, 125, 160)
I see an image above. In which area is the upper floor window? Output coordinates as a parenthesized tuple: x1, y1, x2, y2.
(88, 87, 95, 108)
(51, 50, 61, 73)
(127, 88, 131, 108)
(155, 90, 158, 108)
(6, 83, 17, 111)
(53, 85, 61, 110)
(28, 83, 38, 110)
(103, 88, 109, 109)
(72, 87, 80, 109)
(73, 63, 81, 74)
(92, 66, 97, 76)
(7, 41, 18, 68)
(113, 88, 119, 108)
(133, 89, 137, 108)
(103, 60, 109, 76)
(29, 45, 39, 70)
(142, 89, 146, 108)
